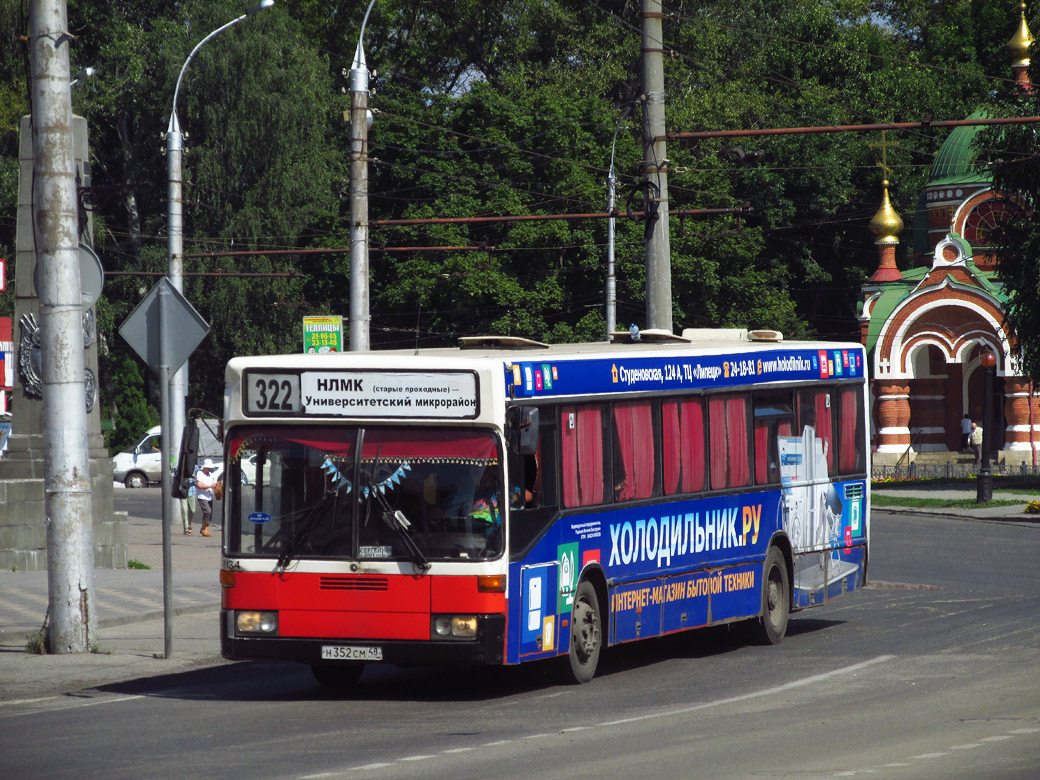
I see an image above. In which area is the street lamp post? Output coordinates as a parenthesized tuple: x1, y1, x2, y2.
(976, 350, 997, 503)
(349, 0, 377, 352)
(161, 0, 273, 657)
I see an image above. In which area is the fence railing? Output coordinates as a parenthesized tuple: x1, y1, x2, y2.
(873, 462, 1040, 481)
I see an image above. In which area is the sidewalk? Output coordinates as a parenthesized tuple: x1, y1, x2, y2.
(0, 491, 226, 703)
(0, 484, 1036, 704)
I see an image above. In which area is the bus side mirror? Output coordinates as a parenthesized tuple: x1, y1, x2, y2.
(509, 406, 539, 455)
(172, 425, 200, 500)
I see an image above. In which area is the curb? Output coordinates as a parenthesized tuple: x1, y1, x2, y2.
(0, 602, 221, 645)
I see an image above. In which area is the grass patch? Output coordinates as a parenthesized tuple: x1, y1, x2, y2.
(127, 559, 151, 570)
(25, 630, 46, 655)
(872, 494, 1023, 509)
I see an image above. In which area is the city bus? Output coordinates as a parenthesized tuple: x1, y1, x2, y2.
(218, 329, 870, 686)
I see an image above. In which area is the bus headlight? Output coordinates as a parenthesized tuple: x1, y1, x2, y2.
(432, 615, 478, 640)
(236, 610, 278, 635)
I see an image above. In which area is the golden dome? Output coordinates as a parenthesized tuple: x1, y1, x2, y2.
(1009, 3, 1034, 67)
(870, 180, 903, 245)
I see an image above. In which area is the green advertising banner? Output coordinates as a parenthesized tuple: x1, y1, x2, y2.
(303, 315, 343, 353)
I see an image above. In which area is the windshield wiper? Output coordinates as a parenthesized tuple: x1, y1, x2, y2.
(371, 488, 429, 573)
(275, 490, 338, 570)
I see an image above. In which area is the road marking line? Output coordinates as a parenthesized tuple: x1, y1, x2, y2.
(598, 655, 895, 728)
(299, 656, 898, 778)
(949, 743, 981, 750)
(911, 752, 949, 759)
(0, 696, 60, 708)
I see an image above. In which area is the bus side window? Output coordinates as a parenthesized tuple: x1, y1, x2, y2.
(613, 400, 658, 502)
(708, 393, 751, 490)
(561, 404, 608, 507)
(663, 397, 706, 495)
(799, 387, 835, 473)
(837, 385, 866, 475)
(753, 392, 794, 486)
(509, 406, 557, 510)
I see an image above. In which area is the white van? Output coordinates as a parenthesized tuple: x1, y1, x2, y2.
(111, 426, 163, 488)
(111, 418, 222, 488)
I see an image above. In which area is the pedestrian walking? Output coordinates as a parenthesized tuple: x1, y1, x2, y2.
(960, 413, 972, 451)
(195, 459, 219, 537)
(969, 421, 984, 465)
(180, 470, 197, 535)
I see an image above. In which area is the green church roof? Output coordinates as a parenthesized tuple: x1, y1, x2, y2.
(927, 109, 993, 187)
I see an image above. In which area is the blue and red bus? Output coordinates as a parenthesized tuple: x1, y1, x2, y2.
(218, 329, 869, 685)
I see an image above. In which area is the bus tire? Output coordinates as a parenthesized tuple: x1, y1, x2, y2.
(310, 662, 364, 690)
(561, 580, 602, 684)
(756, 546, 790, 645)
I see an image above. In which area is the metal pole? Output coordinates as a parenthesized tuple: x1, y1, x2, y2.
(163, 0, 275, 656)
(977, 351, 996, 503)
(30, 0, 96, 653)
(158, 283, 174, 658)
(349, 0, 376, 352)
(606, 164, 616, 341)
(641, 0, 672, 333)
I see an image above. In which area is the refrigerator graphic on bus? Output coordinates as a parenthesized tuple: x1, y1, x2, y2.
(778, 426, 861, 606)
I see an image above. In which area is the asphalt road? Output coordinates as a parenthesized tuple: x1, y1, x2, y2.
(1, 510, 1037, 780)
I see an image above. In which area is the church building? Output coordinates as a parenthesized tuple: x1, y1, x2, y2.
(859, 4, 1038, 466)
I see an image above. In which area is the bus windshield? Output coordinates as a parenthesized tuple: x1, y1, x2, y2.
(226, 426, 504, 563)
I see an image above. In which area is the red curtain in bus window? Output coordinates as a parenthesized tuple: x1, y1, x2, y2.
(754, 420, 769, 484)
(662, 401, 680, 494)
(839, 387, 859, 474)
(614, 401, 654, 500)
(709, 396, 728, 490)
(576, 406, 604, 506)
(727, 396, 750, 487)
(561, 406, 605, 507)
(680, 399, 705, 492)
(814, 391, 834, 472)
(561, 407, 579, 507)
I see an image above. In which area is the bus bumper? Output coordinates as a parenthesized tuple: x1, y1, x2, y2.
(220, 611, 507, 667)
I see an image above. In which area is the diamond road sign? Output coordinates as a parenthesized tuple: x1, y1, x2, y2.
(118, 278, 209, 375)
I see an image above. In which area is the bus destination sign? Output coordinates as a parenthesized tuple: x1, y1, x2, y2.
(298, 370, 478, 418)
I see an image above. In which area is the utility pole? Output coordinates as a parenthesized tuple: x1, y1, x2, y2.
(30, 0, 96, 653)
(641, 0, 672, 333)
(348, 0, 376, 351)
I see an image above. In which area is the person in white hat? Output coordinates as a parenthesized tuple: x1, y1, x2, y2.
(194, 458, 219, 537)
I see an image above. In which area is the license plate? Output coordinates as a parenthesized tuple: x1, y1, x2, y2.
(321, 645, 383, 661)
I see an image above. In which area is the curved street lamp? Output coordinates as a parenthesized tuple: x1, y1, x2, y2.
(160, 0, 274, 658)
(349, 0, 377, 351)
(165, 0, 274, 450)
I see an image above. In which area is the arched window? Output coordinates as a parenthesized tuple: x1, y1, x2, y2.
(963, 199, 1021, 248)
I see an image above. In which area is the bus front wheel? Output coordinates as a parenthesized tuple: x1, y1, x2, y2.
(756, 546, 790, 645)
(561, 580, 602, 684)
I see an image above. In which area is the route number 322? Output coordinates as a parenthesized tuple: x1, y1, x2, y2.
(247, 373, 300, 413)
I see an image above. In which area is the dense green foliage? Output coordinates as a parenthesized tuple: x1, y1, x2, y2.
(983, 79, 1040, 379)
(0, 0, 1035, 429)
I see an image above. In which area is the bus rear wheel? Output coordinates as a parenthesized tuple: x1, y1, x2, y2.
(310, 662, 364, 690)
(755, 546, 790, 645)
(561, 580, 602, 684)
